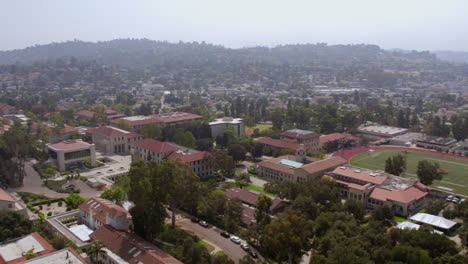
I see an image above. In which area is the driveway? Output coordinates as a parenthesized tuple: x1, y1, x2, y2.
(176, 217, 255, 263)
(10, 162, 103, 199)
(10, 162, 67, 198)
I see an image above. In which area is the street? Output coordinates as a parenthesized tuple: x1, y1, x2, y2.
(176, 217, 252, 263)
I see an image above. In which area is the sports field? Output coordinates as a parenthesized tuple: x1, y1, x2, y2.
(350, 149, 468, 195)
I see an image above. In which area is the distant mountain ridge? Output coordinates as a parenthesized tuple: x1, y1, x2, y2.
(0, 39, 446, 70)
(434, 50, 468, 64)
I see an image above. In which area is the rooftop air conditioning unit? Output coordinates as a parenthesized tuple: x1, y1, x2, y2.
(353, 169, 361, 173)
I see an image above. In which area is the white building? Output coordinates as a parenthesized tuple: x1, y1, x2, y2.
(47, 140, 96, 172)
(209, 117, 245, 139)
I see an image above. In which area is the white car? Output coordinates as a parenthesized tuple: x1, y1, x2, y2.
(230, 236, 241, 244)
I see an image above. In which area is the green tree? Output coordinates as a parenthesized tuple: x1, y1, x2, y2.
(88, 240, 105, 263)
(195, 138, 213, 151)
(117, 119, 133, 132)
(262, 210, 314, 264)
(0, 211, 32, 242)
(174, 128, 196, 148)
(100, 186, 127, 206)
(417, 160, 443, 185)
(384, 153, 406, 176)
(141, 124, 162, 140)
(65, 193, 85, 209)
(227, 144, 246, 161)
(371, 205, 394, 226)
(344, 199, 365, 221)
(424, 199, 446, 215)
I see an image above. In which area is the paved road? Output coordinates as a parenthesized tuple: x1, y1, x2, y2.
(10, 162, 103, 198)
(176, 218, 251, 263)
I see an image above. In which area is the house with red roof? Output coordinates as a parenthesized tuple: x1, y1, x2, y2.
(85, 126, 143, 154)
(132, 139, 213, 179)
(90, 225, 183, 264)
(79, 198, 132, 231)
(76, 109, 126, 122)
(326, 166, 429, 216)
(31, 123, 79, 143)
(0, 103, 19, 116)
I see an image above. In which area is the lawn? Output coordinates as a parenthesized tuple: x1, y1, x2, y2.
(246, 184, 277, 197)
(250, 124, 272, 132)
(394, 216, 407, 223)
(197, 240, 215, 253)
(350, 149, 468, 195)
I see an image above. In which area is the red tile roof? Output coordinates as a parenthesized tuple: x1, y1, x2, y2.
(0, 232, 55, 264)
(166, 151, 207, 163)
(85, 126, 142, 138)
(332, 178, 369, 191)
(48, 140, 92, 151)
(257, 137, 300, 150)
(104, 109, 118, 115)
(240, 206, 255, 226)
(280, 130, 320, 140)
(32, 123, 79, 134)
(110, 116, 161, 127)
(90, 225, 183, 264)
(0, 103, 16, 110)
(76, 110, 95, 119)
(298, 156, 347, 174)
(150, 112, 203, 124)
(133, 139, 178, 153)
(319, 133, 360, 145)
(329, 167, 388, 185)
(79, 198, 129, 228)
(370, 186, 428, 204)
(0, 188, 15, 202)
(225, 188, 287, 212)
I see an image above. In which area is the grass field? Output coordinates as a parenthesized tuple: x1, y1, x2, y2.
(350, 149, 468, 195)
(250, 124, 272, 132)
(197, 240, 215, 253)
(246, 184, 277, 197)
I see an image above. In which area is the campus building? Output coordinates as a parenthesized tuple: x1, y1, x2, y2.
(110, 112, 202, 132)
(47, 140, 96, 172)
(357, 124, 408, 141)
(280, 129, 321, 154)
(85, 126, 143, 154)
(209, 117, 244, 139)
(0, 232, 88, 264)
(416, 136, 457, 152)
(76, 109, 126, 121)
(257, 146, 347, 182)
(257, 129, 321, 154)
(78, 198, 132, 231)
(326, 166, 429, 216)
(132, 139, 213, 179)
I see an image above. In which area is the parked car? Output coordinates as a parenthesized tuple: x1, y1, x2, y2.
(249, 251, 258, 258)
(446, 195, 454, 202)
(230, 236, 241, 244)
(452, 197, 460, 203)
(240, 243, 250, 251)
(199, 221, 209, 228)
(220, 231, 230, 238)
(461, 198, 466, 203)
(191, 217, 200, 223)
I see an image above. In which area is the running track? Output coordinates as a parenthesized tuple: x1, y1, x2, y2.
(332, 146, 468, 163)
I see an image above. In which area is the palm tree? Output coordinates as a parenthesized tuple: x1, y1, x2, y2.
(88, 240, 105, 263)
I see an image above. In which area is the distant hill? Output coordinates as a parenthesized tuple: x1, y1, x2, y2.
(435, 50, 468, 64)
(0, 39, 442, 70)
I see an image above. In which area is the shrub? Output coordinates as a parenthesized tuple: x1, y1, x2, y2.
(47, 212, 52, 216)
(58, 201, 63, 206)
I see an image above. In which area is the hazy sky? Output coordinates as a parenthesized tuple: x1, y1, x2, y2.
(2, 0, 468, 51)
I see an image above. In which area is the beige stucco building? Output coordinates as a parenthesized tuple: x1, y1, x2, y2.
(47, 140, 96, 172)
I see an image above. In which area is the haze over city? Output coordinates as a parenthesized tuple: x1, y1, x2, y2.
(2, 0, 468, 51)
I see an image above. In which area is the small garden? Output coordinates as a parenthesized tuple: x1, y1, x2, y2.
(27, 193, 86, 219)
(34, 162, 58, 179)
(84, 158, 105, 169)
